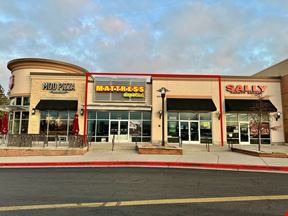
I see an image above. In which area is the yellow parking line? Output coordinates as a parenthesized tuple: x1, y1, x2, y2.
(0, 195, 288, 212)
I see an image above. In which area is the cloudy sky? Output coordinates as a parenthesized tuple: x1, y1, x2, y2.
(1, 0, 288, 92)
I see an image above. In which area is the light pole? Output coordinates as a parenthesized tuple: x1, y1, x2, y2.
(157, 87, 169, 146)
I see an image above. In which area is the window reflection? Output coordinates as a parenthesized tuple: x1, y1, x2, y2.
(39, 111, 75, 136)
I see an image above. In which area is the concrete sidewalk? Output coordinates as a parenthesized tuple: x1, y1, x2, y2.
(0, 144, 287, 169)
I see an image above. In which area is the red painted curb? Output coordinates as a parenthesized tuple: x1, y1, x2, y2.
(0, 161, 287, 172)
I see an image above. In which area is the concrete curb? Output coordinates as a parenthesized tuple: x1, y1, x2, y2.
(0, 161, 287, 173)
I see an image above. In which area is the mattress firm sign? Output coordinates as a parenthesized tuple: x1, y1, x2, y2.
(226, 84, 266, 95)
(94, 78, 146, 102)
(42, 82, 75, 94)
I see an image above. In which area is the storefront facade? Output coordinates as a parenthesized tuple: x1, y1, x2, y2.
(85, 76, 152, 143)
(7, 58, 87, 142)
(6, 58, 285, 146)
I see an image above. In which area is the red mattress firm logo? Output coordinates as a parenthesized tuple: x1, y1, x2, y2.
(226, 84, 267, 94)
(96, 85, 145, 93)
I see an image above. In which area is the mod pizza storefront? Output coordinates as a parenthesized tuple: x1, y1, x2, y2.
(85, 76, 152, 143)
(6, 58, 87, 142)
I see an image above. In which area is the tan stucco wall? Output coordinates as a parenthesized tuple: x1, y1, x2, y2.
(28, 75, 86, 134)
(151, 78, 221, 145)
(10, 68, 82, 97)
(10, 68, 85, 97)
(222, 79, 284, 144)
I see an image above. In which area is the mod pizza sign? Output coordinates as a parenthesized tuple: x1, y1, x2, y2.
(226, 84, 267, 94)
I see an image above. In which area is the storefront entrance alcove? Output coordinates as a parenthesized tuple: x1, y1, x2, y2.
(87, 111, 151, 143)
(179, 121, 200, 144)
(110, 120, 129, 142)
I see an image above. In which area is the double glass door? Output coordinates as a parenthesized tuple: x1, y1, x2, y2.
(239, 122, 249, 144)
(110, 120, 129, 142)
(180, 121, 200, 144)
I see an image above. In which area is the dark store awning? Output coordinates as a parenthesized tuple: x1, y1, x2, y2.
(167, 98, 217, 112)
(35, 100, 78, 111)
(225, 99, 277, 112)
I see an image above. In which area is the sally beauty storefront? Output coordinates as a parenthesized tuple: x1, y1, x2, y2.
(6, 58, 285, 146)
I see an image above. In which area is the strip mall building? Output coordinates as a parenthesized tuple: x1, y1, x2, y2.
(6, 58, 288, 146)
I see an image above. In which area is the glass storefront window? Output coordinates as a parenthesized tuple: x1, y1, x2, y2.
(261, 114, 269, 122)
(226, 113, 237, 122)
(41, 111, 48, 119)
(130, 112, 141, 120)
(129, 120, 142, 136)
(239, 114, 248, 121)
(9, 97, 30, 134)
(68, 120, 74, 135)
(180, 113, 190, 120)
(49, 111, 58, 119)
(168, 112, 211, 144)
(14, 112, 21, 120)
(57, 120, 68, 135)
(97, 112, 109, 119)
(39, 111, 75, 136)
(111, 111, 128, 119)
(22, 112, 29, 120)
(87, 111, 151, 143)
(168, 121, 178, 137)
(226, 112, 270, 144)
(180, 113, 198, 120)
(23, 97, 30, 106)
(96, 120, 109, 136)
(16, 97, 22, 105)
(87, 120, 96, 136)
(168, 112, 178, 120)
(40, 120, 48, 134)
(88, 111, 96, 119)
(13, 120, 20, 134)
(58, 112, 68, 119)
(226, 122, 239, 138)
(143, 112, 151, 120)
(142, 121, 151, 136)
(200, 113, 211, 120)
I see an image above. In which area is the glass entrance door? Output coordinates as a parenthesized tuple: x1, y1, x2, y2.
(180, 122, 189, 142)
(190, 121, 200, 143)
(239, 122, 249, 144)
(180, 121, 200, 144)
(110, 120, 129, 142)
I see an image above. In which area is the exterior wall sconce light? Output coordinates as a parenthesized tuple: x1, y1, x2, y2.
(158, 110, 162, 119)
(80, 108, 84, 116)
(157, 87, 169, 146)
(216, 111, 221, 120)
(275, 112, 281, 121)
(31, 108, 36, 115)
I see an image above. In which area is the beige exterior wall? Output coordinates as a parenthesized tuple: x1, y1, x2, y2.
(222, 78, 284, 144)
(10, 68, 66, 97)
(28, 75, 86, 134)
(151, 78, 221, 145)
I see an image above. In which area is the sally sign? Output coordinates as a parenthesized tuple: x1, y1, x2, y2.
(226, 84, 267, 94)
